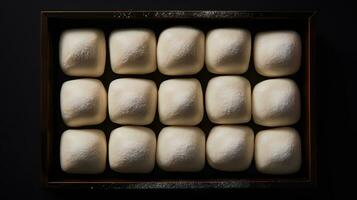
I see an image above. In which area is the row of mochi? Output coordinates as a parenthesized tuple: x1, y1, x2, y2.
(60, 27, 301, 77)
(61, 126, 301, 175)
(61, 77, 300, 127)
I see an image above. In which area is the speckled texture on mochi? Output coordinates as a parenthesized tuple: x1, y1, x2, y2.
(255, 127, 302, 175)
(108, 78, 157, 125)
(156, 126, 205, 172)
(254, 30, 301, 77)
(206, 76, 251, 124)
(252, 78, 300, 127)
(109, 126, 156, 173)
(59, 29, 106, 77)
(60, 79, 107, 127)
(109, 29, 156, 74)
(206, 28, 251, 74)
(60, 129, 107, 174)
(158, 78, 204, 125)
(157, 26, 204, 75)
(207, 125, 254, 171)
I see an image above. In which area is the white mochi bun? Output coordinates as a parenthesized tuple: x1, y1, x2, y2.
(156, 126, 205, 172)
(109, 29, 156, 74)
(255, 127, 302, 174)
(109, 126, 156, 173)
(252, 78, 300, 127)
(157, 26, 204, 75)
(158, 78, 204, 125)
(254, 30, 301, 77)
(108, 78, 157, 125)
(206, 76, 251, 124)
(206, 125, 254, 171)
(60, 129, 107, 174)
(206, 28, 251, 74)
(59, 29, 106, 77)
(60, 79, 107, 127)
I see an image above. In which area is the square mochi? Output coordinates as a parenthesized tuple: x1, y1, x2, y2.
(109, 126, 156, 173)
(206, 125, 254, 172)
(108, 78, 157, 125)
(158, 78, 204, 125)
(157, 26, 204, 75)
(60, 79, 107, 127)
(206, 28, 251, 74)
(60, 129, 107, 174)
(254, 30, 301, 77)
(252, 78, 300, 127)
(206, 76, 251, 124)
(156, 127, 205, 172)
(255, 127, 301, 174)
(109, 29, 157, 74)
(59, 29, 106, 77)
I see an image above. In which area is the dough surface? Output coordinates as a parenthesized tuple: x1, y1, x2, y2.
(59, 29, 106, 77)
(109, 29, 156, 74)
(206, 28, 251, 74)
(60, 129, 107, 174)
(255, 127, 301, 174)
(109, 126, 156, 173)
(60, 79, 107, 127)
(157, 26, 204, 75)
(156, 126, 205, 172)
(158, 78, 204, 125)
(252, 78, 300, 127)
(108, 78, 157, 125)
(205, 76, 251, 124)
(206, 125, 254, 171)
(254, 30, 301, 77)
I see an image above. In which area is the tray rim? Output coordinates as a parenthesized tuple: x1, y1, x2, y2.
(40, 10, 317, 190)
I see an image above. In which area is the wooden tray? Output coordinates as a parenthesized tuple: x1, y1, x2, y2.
(41, 10, 317, 189)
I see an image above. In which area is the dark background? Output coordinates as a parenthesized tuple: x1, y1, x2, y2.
(0, 0, 354, 199)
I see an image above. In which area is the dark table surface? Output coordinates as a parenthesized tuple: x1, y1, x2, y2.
(0, 0, 354, 199)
